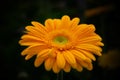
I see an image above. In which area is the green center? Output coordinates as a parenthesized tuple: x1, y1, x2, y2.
(53, 36, 68, 45)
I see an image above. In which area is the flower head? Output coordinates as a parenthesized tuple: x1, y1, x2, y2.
(19, 15, 104, 73)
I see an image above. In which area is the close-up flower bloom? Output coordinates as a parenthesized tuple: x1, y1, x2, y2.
(19, 15, 104, 73)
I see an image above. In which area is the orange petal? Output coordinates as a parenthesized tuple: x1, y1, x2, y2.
(77, 59, 93, 71)
(95, 42, 104, 46)
(34, 57, 44, 67)
(53, 19, 61, 29)
(25, 54, 34, 60)
(78, 35, 102, 44)
(21, 44, 46, 56)
(60, 15, 71, 29)
(69, 17, 80, 31)
(71, 50, 87, 60)
(37, 49, 51, 58)
(19, 35, 45, 46)
(71, 17, 80, 27)
(52, 61, 60, 73)
(56, 51, 66, 68)
(86, 63, 93, 71)
(45, 19, 55, 31)
(31, 21, 47, 33)
(75, 62, 83, 72)
(63, 62, 71, 72)
(25, 26, 45, 39)
(78, 49, 96, 61)
(63, 51, 76, 68)
(75, 44, 102, 56)
(76, 24, 96, 38)
(44, 57, 55, 71)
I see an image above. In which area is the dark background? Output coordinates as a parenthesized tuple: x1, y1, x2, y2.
(0, 0, 120, 80)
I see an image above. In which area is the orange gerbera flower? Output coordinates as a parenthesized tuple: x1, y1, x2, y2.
(19, 15, 104, 73)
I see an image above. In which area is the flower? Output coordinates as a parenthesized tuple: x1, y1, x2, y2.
(19, 15, 104, 73)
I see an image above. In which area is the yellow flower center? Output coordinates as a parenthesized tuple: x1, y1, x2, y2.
(53, 36, 68, 45)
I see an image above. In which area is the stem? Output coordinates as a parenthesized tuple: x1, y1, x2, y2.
(56, 70, 64, 80)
